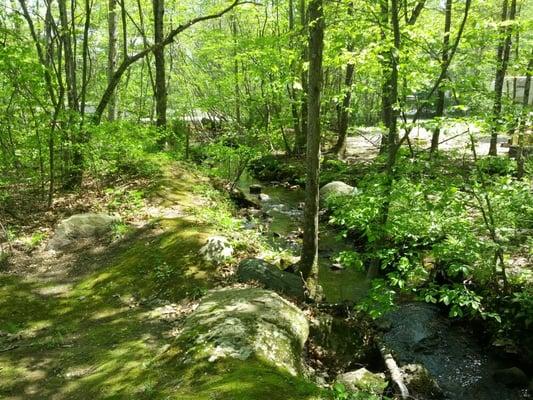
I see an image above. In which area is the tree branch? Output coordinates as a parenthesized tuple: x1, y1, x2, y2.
(93, 0, 247, 123)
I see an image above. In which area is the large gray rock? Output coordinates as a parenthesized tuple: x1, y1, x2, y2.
(47, 213, 119, 250)
(320, 181, 357, 204)
(336, 368, 388, 395)
(236, 258, 305, 300)
(199, 235, 233, 263)
(176, 288, 309, 375)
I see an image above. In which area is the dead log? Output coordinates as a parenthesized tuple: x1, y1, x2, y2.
(379, 344, 409, 399)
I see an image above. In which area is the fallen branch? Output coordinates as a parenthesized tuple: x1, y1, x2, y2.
(378, 344, 409, 399)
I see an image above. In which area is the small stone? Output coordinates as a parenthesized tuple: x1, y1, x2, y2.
(258, 193, 270, 202)
(493, 367, 528, 387)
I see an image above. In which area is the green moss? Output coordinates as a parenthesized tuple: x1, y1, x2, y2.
(165, 358, 324, 400)
(0, 161, 320, 399)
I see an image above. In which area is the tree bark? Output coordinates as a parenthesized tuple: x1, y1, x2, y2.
(430, 0, 453, 155)
(153, 0, 167, 128)
(301, 0, 324, 300)
(489, 0, 517, 156)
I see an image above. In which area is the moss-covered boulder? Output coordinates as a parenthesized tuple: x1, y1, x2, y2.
(177, 288, 309, 376)
(46, 213, 119, 250)
(401, 363, 443, 398)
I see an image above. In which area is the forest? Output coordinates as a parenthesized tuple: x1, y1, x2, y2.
(0, 0, 532, 399)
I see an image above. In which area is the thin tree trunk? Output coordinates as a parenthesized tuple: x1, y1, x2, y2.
(287, 0, 301, 149)
(301, 0, 324, 300)
(153, 0, 167, 128)
(379, 0, 393, 154)
(489, 0, 517, 156)
(294, 0, 308, 155)
(430, 0, 453, 155)
(368, 0, 401, 278)
(516, 54, 532, 179)
(58, 0, 78, 112)
(332, 2, 355, 158)
(58, 0, 83, 188)
(80, 0, 92, 118)
(108, 0, 118, 121)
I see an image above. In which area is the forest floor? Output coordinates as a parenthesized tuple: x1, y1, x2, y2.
(0, 160, 320, 400)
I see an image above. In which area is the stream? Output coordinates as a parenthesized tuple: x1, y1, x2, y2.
(237, 173, 530, 400)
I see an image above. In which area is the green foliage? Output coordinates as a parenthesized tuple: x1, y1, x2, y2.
(336, 251, 364, 272)
(356, 279, 396, 319)
(105, 187, 146, 217)
(87, 122, 163, 179)
(327, 154, 532, 329)
(200, 139, 259, 184)
(248, 154, 303, 184)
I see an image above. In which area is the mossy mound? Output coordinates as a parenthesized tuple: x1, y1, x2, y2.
(176, 288, 309, 376)
(0, 161, 322, 400)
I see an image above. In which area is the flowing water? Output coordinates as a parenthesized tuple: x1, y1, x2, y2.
(237, 172, 368, 304)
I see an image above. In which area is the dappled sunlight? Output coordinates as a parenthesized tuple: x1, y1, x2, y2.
(0, 163, 244, 399)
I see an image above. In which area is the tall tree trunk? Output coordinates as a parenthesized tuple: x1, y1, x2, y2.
(80, 0, 92, 118)
(379, 0, 393, 154)
(430, 0, 453, 155)
(368, 0, 401, 279)
(153, 0, 167, 128)
(58, 0, 83, 188)
(294, 0, 308, 155)
(107, 0, 118, 121)
(58, 0, 78, 112)
(489, 0, 517, 156)
(332, 2, 355, 158)
(301, 0, 324, 300)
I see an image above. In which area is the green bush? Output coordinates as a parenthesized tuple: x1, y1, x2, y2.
(86, 121, 164, 179)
